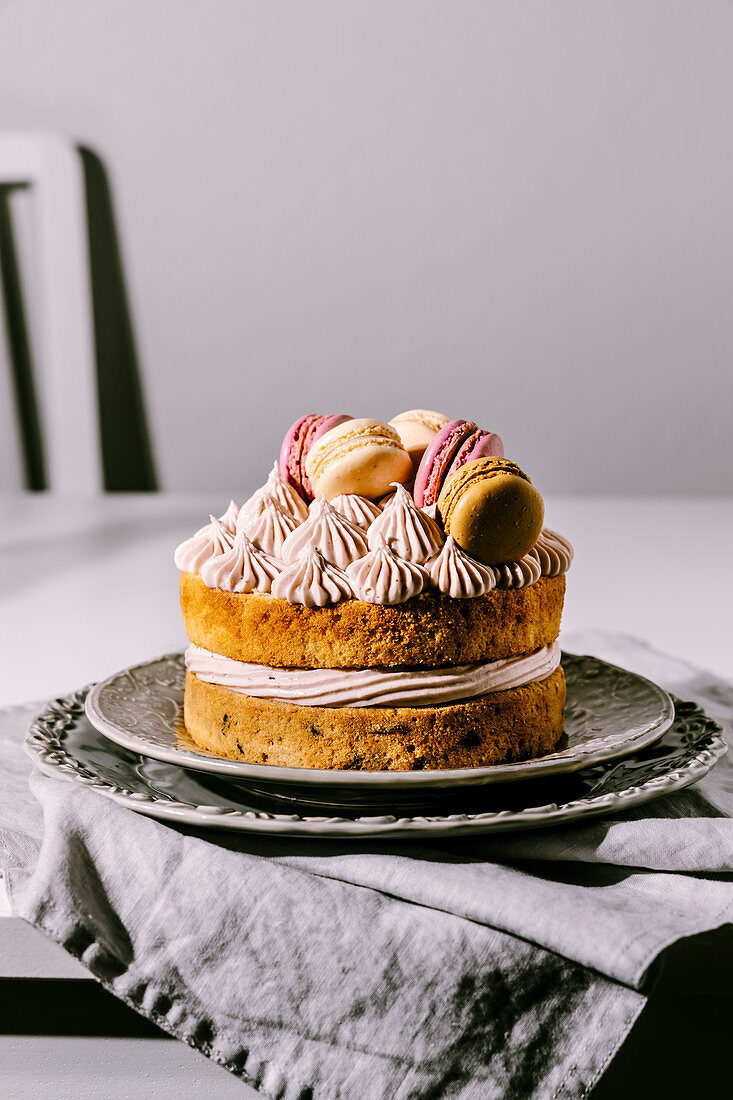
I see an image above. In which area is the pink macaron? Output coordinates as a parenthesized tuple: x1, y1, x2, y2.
(279, 414, 352, 500)
(447, 428, 504, 478)
(414, 420, 504, 508)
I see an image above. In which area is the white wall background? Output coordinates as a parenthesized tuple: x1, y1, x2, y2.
(1, 0, 731, 494)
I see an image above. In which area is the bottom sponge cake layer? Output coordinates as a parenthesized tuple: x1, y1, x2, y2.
(184, 665, 566, 771)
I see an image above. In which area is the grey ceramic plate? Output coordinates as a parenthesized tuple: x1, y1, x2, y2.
(26, 686, 725, 837)
(83, 653, 675, 789)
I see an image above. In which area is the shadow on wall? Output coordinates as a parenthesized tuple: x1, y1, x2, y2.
(0, 146, 157, 491)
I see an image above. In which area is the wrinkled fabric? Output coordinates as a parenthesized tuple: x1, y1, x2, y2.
(1, 634, 731, 1099)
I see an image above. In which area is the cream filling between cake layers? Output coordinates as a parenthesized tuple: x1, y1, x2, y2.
(185, 640, 561, 708)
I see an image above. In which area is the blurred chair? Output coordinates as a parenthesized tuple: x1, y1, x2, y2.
(0, 132, 156, 492)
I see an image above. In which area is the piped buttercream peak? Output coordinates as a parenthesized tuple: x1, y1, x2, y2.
(367, 482, 444, 563)
(200, 530, 282, 593)
(174, 515, 235, 574)
(271, 546, 354, 606)
(346, 536, 428, 604)
(281, 497, 369, 568)
(427, 536, 496, 598)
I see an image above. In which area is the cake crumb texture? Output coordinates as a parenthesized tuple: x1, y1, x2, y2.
(180, 572, 565, 669)
(184, 666, 566, 770)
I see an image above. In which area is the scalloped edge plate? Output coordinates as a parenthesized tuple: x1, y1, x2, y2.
(26, 688, 726, 837)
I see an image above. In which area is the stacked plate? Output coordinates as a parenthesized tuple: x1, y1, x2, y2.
(25, 653, 726, 838)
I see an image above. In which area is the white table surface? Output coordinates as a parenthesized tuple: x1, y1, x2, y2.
(1, 492, 731, 1097)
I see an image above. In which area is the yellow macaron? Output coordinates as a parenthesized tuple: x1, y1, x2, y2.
(438, 457, 544, 565)
(306, 418, 413, 501)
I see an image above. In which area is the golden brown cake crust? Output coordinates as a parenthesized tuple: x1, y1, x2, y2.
(180, 573, 565, 669)
(183, 666, 566, 771)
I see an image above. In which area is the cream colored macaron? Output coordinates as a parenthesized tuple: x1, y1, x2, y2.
(389, 409, 451, 473)
(306, 418, 413, 501)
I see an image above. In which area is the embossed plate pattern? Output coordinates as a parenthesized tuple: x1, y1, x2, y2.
(83, 653, 676, 788)
(25, 687, 725, 837)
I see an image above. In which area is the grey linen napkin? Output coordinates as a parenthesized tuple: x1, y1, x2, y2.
(1, 633, 731, 1100)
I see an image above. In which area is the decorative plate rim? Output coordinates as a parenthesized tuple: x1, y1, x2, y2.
(24, 687, 727, 837)
(83, 651, 676, 788)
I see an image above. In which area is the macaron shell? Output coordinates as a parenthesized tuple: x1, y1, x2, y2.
(413, 419, 478, 507)
(300, 414, 352, 497)
(312, 443, 413, 500)
(389, 409, 451, 472)
(438, 456, 527, 519)
(439, 464, 544, 565)
(307, 418, 413, 501)
(279, 413, 351, 500)
(279, 414, 319, 496)
(390, 409, 451, 434)
(391, 419, 443, 473)
(310, 414, 352, 447)
(448, 430, 504, 476)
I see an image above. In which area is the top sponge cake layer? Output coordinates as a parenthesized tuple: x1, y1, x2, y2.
(180, 572, 565, 670)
